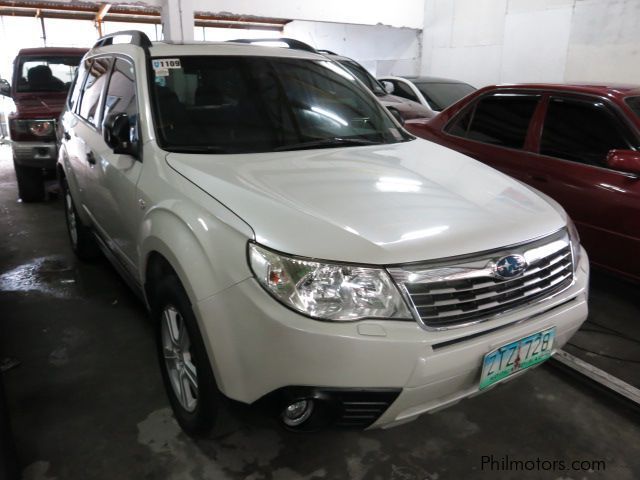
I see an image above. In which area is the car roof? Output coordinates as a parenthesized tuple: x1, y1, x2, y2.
(483, 83, 640, 99)
(17, 47, 88, 56)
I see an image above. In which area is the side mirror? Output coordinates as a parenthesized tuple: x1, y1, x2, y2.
(387, 107, 405, 126)
(104, 112, 138, 157)
(0, 78, 11, 97)
(606, 149, 640, 177)
(381, 81, 394, 95)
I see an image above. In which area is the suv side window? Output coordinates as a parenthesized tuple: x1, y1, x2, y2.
(102, 58, 138, 132)
(446, 94, 540, 149)
(540, 97, 631, 167)
(78, 57, 112, 128)
(67, 61, 87, 112)
(392, 81, 419, 103)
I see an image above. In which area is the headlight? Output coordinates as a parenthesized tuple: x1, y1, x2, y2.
(9, 119, 55, 140)
(29, 120, 54, 137)
(566, 217, 582, 270)
(249, 243, 412, 321)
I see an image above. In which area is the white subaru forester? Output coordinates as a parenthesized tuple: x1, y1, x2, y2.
(58, 31, 589, 435)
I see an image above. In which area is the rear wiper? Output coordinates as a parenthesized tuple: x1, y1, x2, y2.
(273, 137, 381, 152)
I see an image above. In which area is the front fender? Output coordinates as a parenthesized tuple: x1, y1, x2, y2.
(139, 200, 253, 303)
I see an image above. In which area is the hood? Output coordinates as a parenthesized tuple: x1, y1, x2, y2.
(11, 93, 67, 119)
(166, 139, 565, 265)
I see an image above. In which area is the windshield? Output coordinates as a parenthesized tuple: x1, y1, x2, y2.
(626, 96, 640, 119)
(16, 56, 82, 93)
(336, 59, 386, 96)
(151, 56, 409, 154)
(414, 82, 476, 111)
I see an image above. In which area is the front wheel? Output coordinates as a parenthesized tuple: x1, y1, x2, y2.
(14, 161, 45, 202)
(154, 275, 222, 436)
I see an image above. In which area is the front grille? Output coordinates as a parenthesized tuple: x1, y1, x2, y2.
(389, 230, 574, 329)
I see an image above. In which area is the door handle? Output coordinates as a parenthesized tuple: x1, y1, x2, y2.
(63, 131, 71, 141)
(87, 151, 96, 165)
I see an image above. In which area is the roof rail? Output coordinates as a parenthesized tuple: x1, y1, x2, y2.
(93, 30, 152, 52)
(228, 37, 317, 53)
(317, 49, 338, 55)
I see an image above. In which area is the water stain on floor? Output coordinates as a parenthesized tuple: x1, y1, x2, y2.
(0, 256, 77, 298)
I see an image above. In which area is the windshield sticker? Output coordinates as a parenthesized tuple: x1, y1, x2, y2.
(154, 67, 169, 77)
(154, 75, 167, 86)
(153, 59, 181, 69)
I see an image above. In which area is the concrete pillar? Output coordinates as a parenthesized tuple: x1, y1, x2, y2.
(161, 0, 195, 42)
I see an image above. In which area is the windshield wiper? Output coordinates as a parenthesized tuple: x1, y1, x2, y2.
(169, 145, 228, 154)
(273, 137, 381, 152)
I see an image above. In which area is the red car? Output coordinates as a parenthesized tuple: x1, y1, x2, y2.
(406, 84, 640, 282)
(0, 47, 87, 201)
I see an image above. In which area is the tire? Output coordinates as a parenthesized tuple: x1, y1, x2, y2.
(62, 178, 99, 260)
(14, 161, 45, 202)
(153, 274, 222, 436)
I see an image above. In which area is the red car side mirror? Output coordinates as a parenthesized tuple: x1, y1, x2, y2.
(606, 149, 640, 177)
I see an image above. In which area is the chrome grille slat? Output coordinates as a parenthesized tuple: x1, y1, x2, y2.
(409, 250, 571, 295)
(388, 230, 574, 329)
(410, 260, 571, 308)
(414, 270, 572, 318)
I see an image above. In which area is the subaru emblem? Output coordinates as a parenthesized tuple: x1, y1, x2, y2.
(493, 254, 527, 279)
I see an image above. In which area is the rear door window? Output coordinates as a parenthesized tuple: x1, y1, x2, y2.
(540, 97, 631, 167)
(446, 94, 540, 149)
(391, 81, 419, 102)
(67, 61, 87, 112)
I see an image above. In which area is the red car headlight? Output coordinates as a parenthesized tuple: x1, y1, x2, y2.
(29, 121, 54, 137)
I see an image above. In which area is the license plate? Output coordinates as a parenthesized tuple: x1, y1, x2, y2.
(479, 327, 556, 390)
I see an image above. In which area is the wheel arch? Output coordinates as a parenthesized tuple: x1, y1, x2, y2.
(139, 205, 252, 308)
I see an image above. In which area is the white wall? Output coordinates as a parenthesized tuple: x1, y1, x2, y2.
(284, 20, 421, 77)
(421, 0, 640, 88)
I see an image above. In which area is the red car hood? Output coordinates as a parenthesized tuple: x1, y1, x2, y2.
(11, 93, 67, 120)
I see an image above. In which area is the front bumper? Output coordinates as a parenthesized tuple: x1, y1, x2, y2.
(195, 248, 589, 429)
(12, 141, 58, 169)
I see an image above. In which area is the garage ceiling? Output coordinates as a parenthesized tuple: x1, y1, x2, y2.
(0, 0, 290, 30)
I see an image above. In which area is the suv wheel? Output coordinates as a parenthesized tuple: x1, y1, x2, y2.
(62, 179, 99, 260)
(154, 275, 221, 436)
(14, 161, 45, 202)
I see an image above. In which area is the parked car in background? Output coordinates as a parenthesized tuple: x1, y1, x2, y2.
(0, 47, 87, 201)
(318, 51, 434, 121)
(58, 31, 589, 435)
(406, 83, 640, 282)
(379, 76, 476, 117)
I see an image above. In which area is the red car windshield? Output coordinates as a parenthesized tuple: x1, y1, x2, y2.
(626, 96, 640, 119)
(16, 56, 82, 93)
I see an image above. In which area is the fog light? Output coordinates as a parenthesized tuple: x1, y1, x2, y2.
(282, 399, 314, 427)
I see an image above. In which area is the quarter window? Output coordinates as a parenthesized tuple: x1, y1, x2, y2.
(540, 98, 630, 167)
(446, 94, 540, 149)
(78, 57, 112, 128)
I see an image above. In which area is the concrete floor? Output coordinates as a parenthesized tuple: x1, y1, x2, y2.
(1, 144, 639, 480)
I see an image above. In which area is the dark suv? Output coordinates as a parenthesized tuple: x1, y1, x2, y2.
(0, 47, 86, 201)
